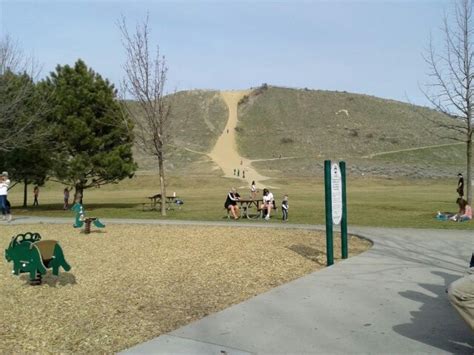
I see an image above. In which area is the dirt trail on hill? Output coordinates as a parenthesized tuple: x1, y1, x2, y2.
(363, 142, 464, 158)
(208, 91, 272, 189)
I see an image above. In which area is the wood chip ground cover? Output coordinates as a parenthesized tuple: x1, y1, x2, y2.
(0, 224, 371, 353)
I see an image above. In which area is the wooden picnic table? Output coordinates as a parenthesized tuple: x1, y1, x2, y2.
(237, 198, 263, 219)
(146, 194, 179, 211)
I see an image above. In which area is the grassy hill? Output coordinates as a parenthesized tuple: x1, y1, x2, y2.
(132, 86, 466, 178)
(130, 90, 228, 174)
(236, 86, 465, 178)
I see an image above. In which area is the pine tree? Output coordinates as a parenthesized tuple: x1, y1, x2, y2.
(42, 59, 137, 201)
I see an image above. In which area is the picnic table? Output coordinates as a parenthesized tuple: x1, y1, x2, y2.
(145, 194, 179, 211)
(237, 198, 263, 219)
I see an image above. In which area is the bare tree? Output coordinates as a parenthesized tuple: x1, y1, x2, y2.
(0, 34, 48, 152)
(422, 0, 473, 204)
(118, 14, 171, 216)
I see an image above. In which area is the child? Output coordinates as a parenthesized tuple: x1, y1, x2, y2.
(250, 181, 257, 199)
(63, 187, 72, 210)
(282, 194, 289, 222)
(33, 186, 39, 206)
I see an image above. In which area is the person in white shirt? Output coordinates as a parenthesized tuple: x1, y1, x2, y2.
(250, 181, 257, 199)
(0, 171, 12, 221)
(261, 188, 274, 220)
(281, 194, 289, 221)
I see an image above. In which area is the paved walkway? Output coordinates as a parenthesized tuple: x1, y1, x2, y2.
(8, 217, 474, 353)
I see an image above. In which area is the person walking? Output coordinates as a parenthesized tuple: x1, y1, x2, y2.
(33, 186, 39, 206)
(0, 171, 12, 222)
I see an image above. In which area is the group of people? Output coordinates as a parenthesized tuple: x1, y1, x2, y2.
(225, 182, 289, 221)
(436, 173, 472, 222)
(0, 171, 12, 222)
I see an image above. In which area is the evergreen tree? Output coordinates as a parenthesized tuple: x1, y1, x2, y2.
(42, 59, 136, 201)
(0, 70, 52, 206)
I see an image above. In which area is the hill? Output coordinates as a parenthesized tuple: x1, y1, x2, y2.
(132, 86, 465, 178)
(236, 86, 464, 178)
(130, 90, 228, 174)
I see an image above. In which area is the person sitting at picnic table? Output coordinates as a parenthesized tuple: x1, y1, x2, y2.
(261, 188, 274, 220)
(224, 187, 240, 219)
(450, 198, 472, 222)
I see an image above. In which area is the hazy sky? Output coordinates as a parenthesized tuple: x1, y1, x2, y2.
(1, 0, 451, 105)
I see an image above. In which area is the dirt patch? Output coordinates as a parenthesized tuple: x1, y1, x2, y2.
(1, 224, 371, 353)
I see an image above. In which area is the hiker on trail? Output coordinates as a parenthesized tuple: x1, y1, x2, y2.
(447, 254, 474, 331)
(224, 187, 240, 220)
(457, 173, 464, 198)
(33, 186, 39, 206)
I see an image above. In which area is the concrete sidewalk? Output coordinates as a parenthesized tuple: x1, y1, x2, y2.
(122, 226, 473, 354)
(7, 217, 473, 353)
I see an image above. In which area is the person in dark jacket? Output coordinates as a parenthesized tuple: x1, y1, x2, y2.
(224, 188, 240, 219)
(457, 173, 464, 198)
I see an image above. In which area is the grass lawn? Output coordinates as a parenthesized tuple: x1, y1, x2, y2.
(5, 174, 472, 230)
(0, 224, 370, 353)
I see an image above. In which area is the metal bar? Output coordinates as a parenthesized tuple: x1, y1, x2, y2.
(324, 160, 334, 266)
(340, 161, 348, 259)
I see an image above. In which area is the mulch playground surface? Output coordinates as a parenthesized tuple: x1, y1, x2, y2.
(1, 224, 371, 353)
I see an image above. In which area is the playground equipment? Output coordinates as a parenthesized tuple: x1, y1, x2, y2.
(71, 202, 105, 234)
(4, 232, 71, 285)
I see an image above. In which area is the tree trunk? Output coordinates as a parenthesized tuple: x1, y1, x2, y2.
(23, 178, 28, 207)
(467, 132, 472, 205)
(74, 184, 84, 205)
(159, 153, 167, 217)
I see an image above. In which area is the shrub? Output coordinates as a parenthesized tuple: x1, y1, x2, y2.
(280, 137, 294, 144)
(348, 129, 359, 137)
(238, 95, 249, 106)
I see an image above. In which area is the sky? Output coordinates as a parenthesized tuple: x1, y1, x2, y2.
(0, 0, 453, 106)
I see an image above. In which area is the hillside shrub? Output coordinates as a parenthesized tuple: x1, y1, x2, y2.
(238, 95, 249, 106)
(348, 129, 359, 137)
(280, 137, 294, 144)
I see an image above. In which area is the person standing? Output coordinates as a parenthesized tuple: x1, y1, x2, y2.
(457, 173, 464, 198)
(63, 187, 72, 210)
(0, 171, 12, 222)
(281, 194, 289, 222)
(250, 181, 257, 199)
(33, 186, 39, 206)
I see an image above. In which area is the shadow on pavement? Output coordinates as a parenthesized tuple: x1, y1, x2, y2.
(393, 271, 473, 354)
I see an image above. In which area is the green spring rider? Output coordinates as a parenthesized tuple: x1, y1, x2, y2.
(71, 202, 105, 234)
(4, 232, 71, 285)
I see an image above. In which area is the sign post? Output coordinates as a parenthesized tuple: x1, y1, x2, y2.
(340, 161, 348, 259)
(324, 160, 334, 266)
(324, 160, 348, 266)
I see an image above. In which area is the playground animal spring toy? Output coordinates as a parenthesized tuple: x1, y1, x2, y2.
(71, 202, 105, 234)
(4, 232, 71, 285)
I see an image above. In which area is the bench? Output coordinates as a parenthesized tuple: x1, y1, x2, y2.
(225, 200, 277, 220)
